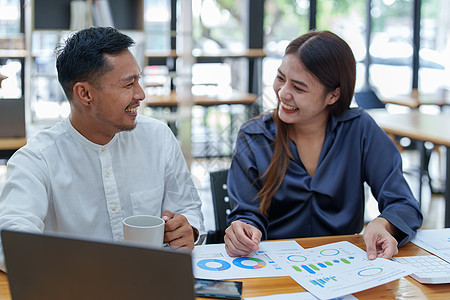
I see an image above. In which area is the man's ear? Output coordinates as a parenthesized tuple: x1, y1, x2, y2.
(327, 87, 341, 106)
(73, 82, 93, 107)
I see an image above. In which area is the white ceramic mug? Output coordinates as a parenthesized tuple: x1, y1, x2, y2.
(123, 215, 165, 247)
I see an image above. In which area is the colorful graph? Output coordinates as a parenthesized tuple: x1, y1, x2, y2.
(310, 276, 338, 287)
(358, 267, 383, 276)
(287, 255, 307, 262)
(197, 259, 231, 271)
(232, 257, 267, 269)
(290, 257, 355, 274)
(320, 248, 340, 256)
(257, 252, 283, 270)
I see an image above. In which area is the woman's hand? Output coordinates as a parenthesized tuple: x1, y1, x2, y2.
(224, 221, 262, 257)
(363, 217, 398, 260)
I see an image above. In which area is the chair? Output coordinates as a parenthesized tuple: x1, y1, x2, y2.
(355, 87, 406, 151)
(354, 87, 386, 109)
(206, 169, 231, 244)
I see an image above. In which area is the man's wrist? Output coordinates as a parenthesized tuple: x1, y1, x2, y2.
(191, 226, 199, 242)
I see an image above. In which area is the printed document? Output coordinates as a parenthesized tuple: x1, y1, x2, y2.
(193, 240, 413, 299)
(273, 241, 413, 300)
(412, 228, 450, 263)
(192, 240, 304, 279)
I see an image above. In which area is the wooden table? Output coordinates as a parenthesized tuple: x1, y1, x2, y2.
(381, 92, 450, 109)
(0, 234, 448, 299)
(145, 91, 259, 159)
(145, 91, 258, 107)
(0, 137, 27, 161)
(368, 109, 450, 227)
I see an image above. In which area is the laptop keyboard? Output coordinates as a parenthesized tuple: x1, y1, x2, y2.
(393, 255, 450, 284)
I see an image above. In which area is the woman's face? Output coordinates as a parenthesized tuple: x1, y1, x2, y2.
(273, 54, 339, 127)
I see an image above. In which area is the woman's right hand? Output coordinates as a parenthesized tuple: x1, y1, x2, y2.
(224, 220, 262, 257)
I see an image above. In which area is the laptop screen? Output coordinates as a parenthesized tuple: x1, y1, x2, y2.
(1, 230, 195, 300)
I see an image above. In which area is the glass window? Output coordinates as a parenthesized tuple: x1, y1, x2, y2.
(31, 31, 70, 121)
(192, 0, 245, 54)
(0, 0, 21, 37)
(144, 0, 171, 51)
(0, 0, 23, 100)
(316, 0, 366, 92)
(370, 0, 414, 98)
(262, 0, 309, 111)
(0, 58, 22, 99)
(419, 0, 450, 94)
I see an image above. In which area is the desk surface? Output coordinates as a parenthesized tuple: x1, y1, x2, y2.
(382, 93, 450, 108)
(0, 138, 27, 151)
(368, 109, 450, 147)
(0, 234, 448, 299)
(145, 91, 258, 107)
(368, 109, 450, 227)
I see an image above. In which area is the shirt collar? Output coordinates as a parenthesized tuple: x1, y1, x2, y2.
(328, 107, 363, 132)
(64, 117, 119, 152)
(241, 107, 363, 140)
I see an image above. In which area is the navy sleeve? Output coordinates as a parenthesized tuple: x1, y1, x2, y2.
(361, 111, 423, 246)
(226, 130, 270, 239)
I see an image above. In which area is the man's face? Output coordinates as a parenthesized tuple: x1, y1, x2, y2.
(89, 49, 145, 138)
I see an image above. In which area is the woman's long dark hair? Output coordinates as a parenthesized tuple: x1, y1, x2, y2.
(257, 30, 356, 215)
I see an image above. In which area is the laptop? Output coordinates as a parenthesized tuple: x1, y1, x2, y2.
(1, 230, 195, 300)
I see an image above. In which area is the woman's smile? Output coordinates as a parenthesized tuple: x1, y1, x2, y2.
(280, 101, 299, 113)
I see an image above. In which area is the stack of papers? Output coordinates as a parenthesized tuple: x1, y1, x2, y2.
(193, 240, 413, 300)
(412, 228, 450, 263)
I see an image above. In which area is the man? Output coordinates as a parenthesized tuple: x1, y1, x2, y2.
(0, 27, 205, 271)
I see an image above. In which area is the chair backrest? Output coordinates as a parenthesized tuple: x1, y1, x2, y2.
(354, 88, 386, 109)
(208, 169, 231, 243)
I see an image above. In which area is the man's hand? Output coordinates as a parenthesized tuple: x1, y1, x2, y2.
(162, 210, 195, 252)
(224, 220, 262, 257)
(363, 217, 398, 260)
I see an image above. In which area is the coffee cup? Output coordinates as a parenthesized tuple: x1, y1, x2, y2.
(123, 215, 165, 247)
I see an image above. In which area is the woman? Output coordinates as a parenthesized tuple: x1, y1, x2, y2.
(224, 30, 422, 260)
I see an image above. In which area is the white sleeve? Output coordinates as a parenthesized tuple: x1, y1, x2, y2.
(0, 149, 49, 272)
(161, 127, 206, 243)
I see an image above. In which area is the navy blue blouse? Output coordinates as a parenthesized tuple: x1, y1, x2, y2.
(227, 108, 423, 246)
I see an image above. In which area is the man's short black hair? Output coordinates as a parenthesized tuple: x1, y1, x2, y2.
(55, 26, 135, 100)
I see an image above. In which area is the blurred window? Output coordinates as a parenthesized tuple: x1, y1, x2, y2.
(316, 0, 366, 92)
(144, 0, 171, 51)
(419, 0, 450, 94)
(0, 0, 21, 37)
(192, 0, 245, 54)
(31, 31, 69, 121)
(0, 0, 24, 100)
(369, 0, 414, 98)
(262, 0, 309, 110)
(0, 59, 22, 99)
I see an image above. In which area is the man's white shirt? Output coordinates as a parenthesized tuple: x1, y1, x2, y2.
(0, 115, 205, 271)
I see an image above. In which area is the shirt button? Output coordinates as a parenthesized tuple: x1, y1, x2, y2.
(105, 172, 110, 178)
(111, 205, 117, 211)
(101, 147, 106, 152)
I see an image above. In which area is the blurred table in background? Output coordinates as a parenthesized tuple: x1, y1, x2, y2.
(145, 90, 257, 107)
(144, 90, 259, 159)
(368, 109, 450, 227)
(381, 89, 450, 109)
(0, 137, 26, 162)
